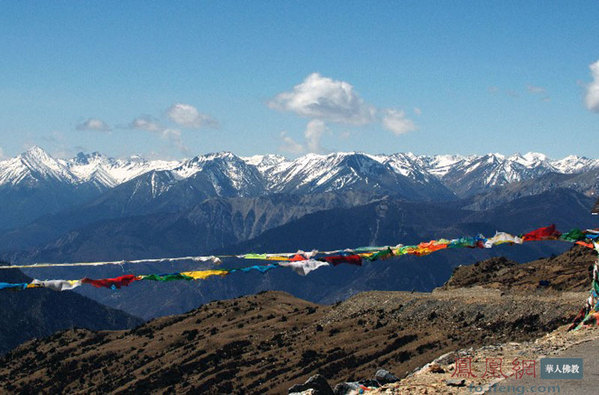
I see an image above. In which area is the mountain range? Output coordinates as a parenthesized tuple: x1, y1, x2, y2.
(1, 147, 598, 320)
(1, 146, 598, 232)
(4, 146, 598, 194)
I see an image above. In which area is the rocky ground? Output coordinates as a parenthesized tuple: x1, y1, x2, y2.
(368, 324, 599, 394)
(441, 244, 596, 292)
(0, 245, 595, 394)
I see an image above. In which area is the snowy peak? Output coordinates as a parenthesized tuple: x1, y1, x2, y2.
(168, 152, 267, 197)
(507, 152, 553, 169)
(419, 154, 472, 178)
(0, 146, 76, 186)
(0, 147, 598, 199)
(370, 152, 433, 182)
(242, 154, 288, 175)
(552, 155, 599, 174)
(263, 151, 439, 197)
(67, 152, 178, 188)
(424, 152, 584, 197)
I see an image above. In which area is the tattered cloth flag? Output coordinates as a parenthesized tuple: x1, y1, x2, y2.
(29, 279, 82, 291)
(82, 275, 139, 289)
(141, 273, 195, 282)
(279, 260, 331, 276)
(484, 232, 523, 248)
(522, 224, 561, 241)
(321, 254, 362, 266)
(0, 282, 28, 290)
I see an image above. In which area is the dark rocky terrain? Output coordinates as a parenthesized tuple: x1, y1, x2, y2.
(0, 245, 593, 394)
(0, 268, 142, 355)
(442, 244, 596, 292)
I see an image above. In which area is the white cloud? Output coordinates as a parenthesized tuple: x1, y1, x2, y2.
(381, 109, 417, 136)
(167, 103, 218, 129)
(76, 118, 111, 132)
(128, 114, 189, 154)
(129, 116, 163, 132)
(279, 119, 329, 154)
(160, 128, 189, 154)
(269, 73, 376, 125)
(279, 131, 305, 154)
(304, 119, 327, 153)
(271, 73, 419, 141)
(585, 60, 599, 113)
(527, 85, 547, 94)
(527, 84, 551, 102)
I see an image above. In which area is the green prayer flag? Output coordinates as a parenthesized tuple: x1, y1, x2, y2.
(142, 273, 194, 282)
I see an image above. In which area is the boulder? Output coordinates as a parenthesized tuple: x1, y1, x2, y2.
(375, 369, 400, 385)
(289, 374, 334, 395)
(333, 382, 361, 395)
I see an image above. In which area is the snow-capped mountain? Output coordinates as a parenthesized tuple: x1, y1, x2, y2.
(66, 152, 178, 188)
(241, 154, 287, 176)
(0, 146, 77, 187)
(0, 145, 598, 247)
(257, 152, 455, 200)
(421, 152, 599, 197)
(1, 146, 598, 223)
(171, 152, 267, 197)
(434, 153, 556, 197)
(551, 155, 599, 174)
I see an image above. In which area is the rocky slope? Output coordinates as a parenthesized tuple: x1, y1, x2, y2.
(0, 268, 142, 355)
(0, 244, 593, 394)
(442, 244, 596, 292)
(0, 290, 584, 394)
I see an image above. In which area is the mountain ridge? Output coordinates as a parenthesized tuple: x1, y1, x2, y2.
(0, 267, 142, 354)
(0, 146, 596, 231)
(3, 146, 598, 193)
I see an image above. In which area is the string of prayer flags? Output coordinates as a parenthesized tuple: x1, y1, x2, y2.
(0, 255, 222, 270)
(2, 225, 599, 294)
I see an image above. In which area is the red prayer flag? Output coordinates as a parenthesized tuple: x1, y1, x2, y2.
(322, 255, 362, 266)
(522, 224, 561, 241)
(81, 274, 139, 289)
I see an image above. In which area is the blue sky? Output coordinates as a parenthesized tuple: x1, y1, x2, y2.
(1, 1, 598, 159)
